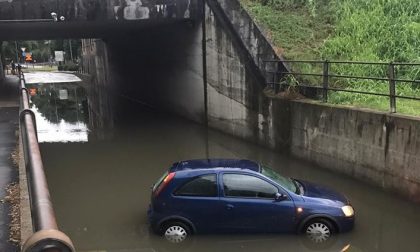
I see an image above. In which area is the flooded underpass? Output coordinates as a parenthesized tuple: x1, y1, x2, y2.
(26, 73, 420, 252)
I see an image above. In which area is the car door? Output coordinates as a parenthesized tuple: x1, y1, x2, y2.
(219, 173, 297, 233)
(170, 173, 222, 233)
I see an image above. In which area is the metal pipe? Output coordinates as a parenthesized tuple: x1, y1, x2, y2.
(22, 113, 58, 230)
(272, 71, 419, 84)
(388, 63, 397, 113)
(19, 73, 75, 251)
(322, 60, 329, 102)
(0, 19, 54, 23)
(266, 71, 324, 77)
(266, 81, 420, 101)
(264, 59, 420, 66)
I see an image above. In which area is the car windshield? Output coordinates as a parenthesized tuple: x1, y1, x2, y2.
(261, 166, 299, 194)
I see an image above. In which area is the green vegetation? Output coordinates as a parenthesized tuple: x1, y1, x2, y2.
(28, 84, 88, 124)
(58, 62, 80, 72)
(240, 0, 420, 115)
(1, 40, 81, 65)
(240, 0, 335, 59)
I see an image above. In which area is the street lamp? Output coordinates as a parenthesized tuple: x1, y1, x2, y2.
(51, 12, 58, 22)
(14, 41, 19, 63)
(51, 12, 65, 22)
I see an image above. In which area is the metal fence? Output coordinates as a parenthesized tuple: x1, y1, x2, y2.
(264, 60, 420, 113)
(19, 72, 75, 252)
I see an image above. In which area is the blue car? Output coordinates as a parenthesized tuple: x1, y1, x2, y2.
(148, 159, 355, 244)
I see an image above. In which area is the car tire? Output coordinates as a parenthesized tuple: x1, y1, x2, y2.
(161, 221, 192, 244)
(302, 218, 336, 247)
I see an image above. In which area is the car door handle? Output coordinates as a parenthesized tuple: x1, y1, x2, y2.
(226, 204, 234, 210)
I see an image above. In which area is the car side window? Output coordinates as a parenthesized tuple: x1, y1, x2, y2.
(223, 174, 278, 199)
(175, 174, 217, 197)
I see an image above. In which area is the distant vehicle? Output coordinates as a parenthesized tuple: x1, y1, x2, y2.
(148, 159, 355, 245)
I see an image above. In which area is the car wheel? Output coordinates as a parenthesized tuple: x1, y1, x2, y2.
(303, 218, 336, 244)
(162, 221, 192, 244)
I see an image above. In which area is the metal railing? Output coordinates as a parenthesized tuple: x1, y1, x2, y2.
(0, 19, 54, 23)
(264, 60, 420, 113)
(19, 72, 75, 252)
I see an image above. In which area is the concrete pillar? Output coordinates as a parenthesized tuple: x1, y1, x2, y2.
(0, 54, 5, 85)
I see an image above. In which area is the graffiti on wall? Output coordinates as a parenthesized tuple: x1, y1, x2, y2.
(0, 0, 194, 21)
(113, 0, 191, 20)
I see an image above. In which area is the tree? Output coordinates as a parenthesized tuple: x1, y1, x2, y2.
(1, 39, 82, 64)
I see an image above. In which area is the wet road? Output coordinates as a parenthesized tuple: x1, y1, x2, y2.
(28, 74, 420, 252)
(0, 76, 19, 251)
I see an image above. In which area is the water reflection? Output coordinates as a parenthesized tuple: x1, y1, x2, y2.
(150, 234, 352, 252)
(40, 101, 420, 252)
(27, 82, 89, 143)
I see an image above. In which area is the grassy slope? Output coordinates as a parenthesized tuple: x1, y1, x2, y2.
(240, 0, 334, 60)
(240, 0, 420, 116)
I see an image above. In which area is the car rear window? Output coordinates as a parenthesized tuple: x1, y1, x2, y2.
(175, 174, 217, 197)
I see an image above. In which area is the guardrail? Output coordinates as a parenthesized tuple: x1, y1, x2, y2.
(19, 72, 75, 251)
(0, 19, 54, 23)
(264, 60, 420, 113)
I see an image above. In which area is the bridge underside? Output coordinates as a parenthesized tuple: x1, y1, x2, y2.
(0, 19, 194, 40)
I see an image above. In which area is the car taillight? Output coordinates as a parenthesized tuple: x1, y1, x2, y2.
(154, 172, 176, 197)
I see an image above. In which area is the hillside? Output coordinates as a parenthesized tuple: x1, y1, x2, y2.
(240, 0, 420, 115)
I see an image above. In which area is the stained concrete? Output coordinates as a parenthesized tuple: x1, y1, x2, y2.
(203, 0, 420, 201)
(78, 0, 420, 202)
(80, 39, 115, 131)
(288, 100, 420, 202)
(0, 75, 19, 251)
(205, 0, 283, 150)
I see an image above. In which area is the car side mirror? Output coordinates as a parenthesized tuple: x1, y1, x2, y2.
(275, 193, 288, 201)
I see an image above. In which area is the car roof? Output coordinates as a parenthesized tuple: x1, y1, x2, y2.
(169, 159, 261, 173)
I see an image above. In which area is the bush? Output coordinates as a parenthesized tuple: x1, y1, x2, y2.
(320, 0, 420, 112)
(58, 62, 79, 71)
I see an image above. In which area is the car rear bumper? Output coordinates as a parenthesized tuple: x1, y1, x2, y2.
(148, 204, 164, 233)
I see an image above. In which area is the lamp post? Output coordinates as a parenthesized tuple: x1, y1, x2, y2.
(69, 40, 74, 62)
(51, 12, 58, 22)
(14, 41, 19, 63)
(21, 47, 26, 67)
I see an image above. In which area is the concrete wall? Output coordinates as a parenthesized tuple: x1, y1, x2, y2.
(81, 39, 115, 130)
(80, 0, 420, 202)
(207, 0, 287, 75)
(0, 57, 4, 82)
(204, 0, 288, 149)
(0, 50, 4, 82)
(289, 101, 420, 202)
(203, 0, 420, 202)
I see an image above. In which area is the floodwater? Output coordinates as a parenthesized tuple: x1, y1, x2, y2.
(31, 74, 420, 252)
(25, 72, 88, 143)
